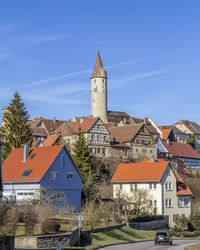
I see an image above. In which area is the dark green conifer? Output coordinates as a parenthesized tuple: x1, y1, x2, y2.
(0, 92, 33, 161)
(72, 128, 92, 179)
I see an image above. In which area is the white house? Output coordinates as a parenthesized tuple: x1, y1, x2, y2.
(2, 144, 83, 212)
(111, 158, 192, 226)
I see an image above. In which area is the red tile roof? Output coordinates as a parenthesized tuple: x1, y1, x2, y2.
(177, 187, 193, 196)
(43, 134, 61, 147)
(162, 140, 200, 159)
(158, 127, 172, 140)
(111, 158, 169, 183)
(172, 168, 192, 196)
(68, 117, 99, 134)
(2, 145, 63, 183)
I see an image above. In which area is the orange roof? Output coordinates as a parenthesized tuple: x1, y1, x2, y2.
(173, 169, 193, 196)
(177, 187, 193, 196)
(111, 158, 169, 183)
(43, 134, 61, 147)
(2, 145, 63, 183)
(158, 127, 172, 140)
(68, 117, 99, 134)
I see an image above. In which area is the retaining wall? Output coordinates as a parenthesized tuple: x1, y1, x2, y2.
(128, 219, 167, 230)
(14, 227, 79, 249)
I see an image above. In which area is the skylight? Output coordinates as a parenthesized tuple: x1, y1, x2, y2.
(22, 169, 32, 177)
(29, 153, 36, 160)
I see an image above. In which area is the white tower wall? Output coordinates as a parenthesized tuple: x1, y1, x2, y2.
(91, 76, 107, 123)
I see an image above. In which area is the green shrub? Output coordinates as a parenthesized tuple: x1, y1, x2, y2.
(128, 215, 164, 223)
(42, 219, 60, 234)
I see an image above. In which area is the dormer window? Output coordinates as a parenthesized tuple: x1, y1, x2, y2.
(22, 169, 32, 177)
(29, 153, 36, 160)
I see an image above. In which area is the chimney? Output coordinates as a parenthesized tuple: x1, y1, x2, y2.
(23, 144, 29, 162)
(151, 156, 156, 162)
(53, 117, 56, 124)
(167, 139, 170, 145)
(144, 117, 148, 125)
(80, 118, 83, 123)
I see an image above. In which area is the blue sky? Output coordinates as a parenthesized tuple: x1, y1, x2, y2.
(0, 1, 200, 125)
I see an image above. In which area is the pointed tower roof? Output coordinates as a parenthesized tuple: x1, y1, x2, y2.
(91, 50, 107, 78)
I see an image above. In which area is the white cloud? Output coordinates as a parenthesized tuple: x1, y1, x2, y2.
(13, 32, 67, 46)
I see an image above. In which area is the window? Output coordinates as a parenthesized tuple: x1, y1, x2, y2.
(94, 79, 96, 84)
(57, 193, 64, 198)
(130, 184, 133, 191)
(102, 148, 106, 156)
(97, 148, 101, 153)
(184, 198, 189, 207)
(165, 182, 168, 190)
(178, 198, 182, 207)
(67, 173, 73, 179)
(120, 184, 122, 190)
(102, 79, 104, 83)
(135, 184, 137, 191)
(91, 134, 94, 141)
(22, 169, 32, 177)
(166, 198, 172, 207)
(61, 155, 65, 168)
(29, 153, 36, 160)
(94, 87, 97, 92)
(51, 172, 58, 180)
(150, 200, 153, 206)
(91, 147, 94, 153)
(97, 125, 100, 129)
(97, 135, 101, 141)
(104, 136, 107, 141)
(154, 200, 157, 207)
(169, 182, 172, 190)
(149, 183, 156, 190)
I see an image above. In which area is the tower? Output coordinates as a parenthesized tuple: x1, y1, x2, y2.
(91, 50, 107, 123)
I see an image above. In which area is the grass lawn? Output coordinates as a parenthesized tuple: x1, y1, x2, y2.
(61, 226, 158, 249)
(185, 244, 200, 250)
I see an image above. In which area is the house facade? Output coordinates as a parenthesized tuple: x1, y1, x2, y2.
(109, 123, 157, 160)
(111, 158, 192, 226)
(54, 117, 110, 158)
(2, 145, 83, 212)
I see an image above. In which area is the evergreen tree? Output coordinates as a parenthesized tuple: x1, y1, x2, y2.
(72, 128, 92, 179)
(0, 92, 33, 161)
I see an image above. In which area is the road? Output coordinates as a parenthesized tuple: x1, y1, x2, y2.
(99, 240, 200, 250)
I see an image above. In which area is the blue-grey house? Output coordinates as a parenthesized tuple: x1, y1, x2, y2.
(2, 144, 83, 212)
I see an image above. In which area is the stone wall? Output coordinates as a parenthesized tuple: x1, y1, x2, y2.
(14, 227, 79, 249)
(129, 220, 167, 230)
